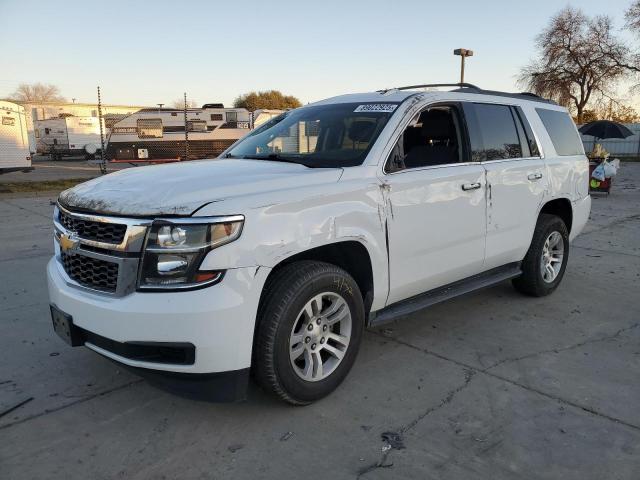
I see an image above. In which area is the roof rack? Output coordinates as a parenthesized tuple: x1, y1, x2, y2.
(378, 83, 556, 105)
(378, 83, 480, 93)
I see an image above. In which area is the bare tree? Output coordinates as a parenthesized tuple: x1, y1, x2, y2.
(619, 1, 640, 78)
(627, 0, 640, 32)
(170, 98, 198, 109)
(518, 7, 628, 123)
(8, 83, 66, 103)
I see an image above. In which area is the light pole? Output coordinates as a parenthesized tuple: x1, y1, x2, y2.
(453, 48, 474, 84)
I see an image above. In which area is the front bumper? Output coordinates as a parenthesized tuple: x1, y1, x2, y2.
(47, 258, 270, 399)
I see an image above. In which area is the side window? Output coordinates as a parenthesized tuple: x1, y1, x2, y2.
(137, 118, 163, 138)
(470, 103, 522, 161)
(536, 108, 584, 156)
(514, 107, 540, 157)
(187, 120, 207, 132)
(385, 105, 465, 172)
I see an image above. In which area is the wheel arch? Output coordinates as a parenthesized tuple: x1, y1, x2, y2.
(539, 197, 573, 233)
(257, 240, 374, 326)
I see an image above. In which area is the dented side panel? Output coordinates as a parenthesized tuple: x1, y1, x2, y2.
(197, 169, 390, 311)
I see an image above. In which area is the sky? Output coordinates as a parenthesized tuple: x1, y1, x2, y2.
(0, 0, 637, 107)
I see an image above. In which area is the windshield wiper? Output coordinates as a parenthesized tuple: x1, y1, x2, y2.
(242, 154, 305, 165)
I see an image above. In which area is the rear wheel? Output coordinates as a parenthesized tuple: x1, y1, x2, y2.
(254, 261, 364, 405)
(513, 213, 569, 297)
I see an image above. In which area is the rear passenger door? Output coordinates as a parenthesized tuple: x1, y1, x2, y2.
(463, 102, 547, 270)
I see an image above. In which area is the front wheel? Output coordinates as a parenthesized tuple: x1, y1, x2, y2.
(513, 213, 570, 297)
(253, 261, 364, 405)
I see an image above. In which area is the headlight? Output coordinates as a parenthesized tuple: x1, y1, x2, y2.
(138, 216, 243, 291)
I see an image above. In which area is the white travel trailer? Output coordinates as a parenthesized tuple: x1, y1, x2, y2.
(0, 101, 32, 174)
(105, 105, 282, 162)
(35, 116, 103, 159)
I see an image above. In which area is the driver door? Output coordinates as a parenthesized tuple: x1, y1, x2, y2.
(381, 103, 487, 305)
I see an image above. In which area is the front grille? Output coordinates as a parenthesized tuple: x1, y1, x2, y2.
(59, 209, 127, 244)
(61, 252, 119, 292)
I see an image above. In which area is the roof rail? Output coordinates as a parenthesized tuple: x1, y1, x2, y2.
(378, 83, 480, 94)
(377, 82, 557, 105)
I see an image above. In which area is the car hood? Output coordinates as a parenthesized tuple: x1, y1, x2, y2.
(59, 159, 343, 216)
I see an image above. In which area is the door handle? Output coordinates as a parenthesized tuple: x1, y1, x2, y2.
(528, 172, 543, 181)
(461, 182, 482, 191)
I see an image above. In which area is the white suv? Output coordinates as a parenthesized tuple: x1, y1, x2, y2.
(47, 84, 591, 404)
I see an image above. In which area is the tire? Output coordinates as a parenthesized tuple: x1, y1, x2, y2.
(253, 261, 364, 405)
(512, 213, 570, 297)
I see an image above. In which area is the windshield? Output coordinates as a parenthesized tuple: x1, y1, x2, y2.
(225, 102, 399, 167)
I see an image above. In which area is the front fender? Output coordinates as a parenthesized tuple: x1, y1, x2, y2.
(198, 179, 389, 311)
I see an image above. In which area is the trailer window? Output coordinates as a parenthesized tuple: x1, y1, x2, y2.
(226, 112, 238, 123)
(137, 119, 163, 138)
(187, 120, 207, 132)
(211, 114, 223, 121)
(2, 116, 15, 126)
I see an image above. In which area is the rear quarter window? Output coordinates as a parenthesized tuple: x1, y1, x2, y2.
(536, 109, 584, 156)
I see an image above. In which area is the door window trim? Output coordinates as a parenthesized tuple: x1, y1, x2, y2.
(382, 102, 473, 175)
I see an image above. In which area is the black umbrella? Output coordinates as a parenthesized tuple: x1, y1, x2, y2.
(579, 120, 634, 140)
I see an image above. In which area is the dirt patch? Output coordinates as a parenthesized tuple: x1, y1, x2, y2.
(0, 178, 92, 194)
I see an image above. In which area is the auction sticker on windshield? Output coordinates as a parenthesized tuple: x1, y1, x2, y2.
(354, 104, 398, 113)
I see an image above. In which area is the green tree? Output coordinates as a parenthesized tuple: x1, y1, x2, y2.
(233, 90, 302, 111)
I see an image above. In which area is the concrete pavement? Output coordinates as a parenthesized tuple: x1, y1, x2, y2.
(1, 165, 639, 479)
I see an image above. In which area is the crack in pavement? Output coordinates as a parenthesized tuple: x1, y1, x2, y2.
(484, 322, 640, 371)
(0, 199, 54, 220)
(0, 379, 143, 431)
(371, 330, 640, 432)
(357, 366, 477, 478)
(401, 368, 476, 434)
(573, 245, 640, 258)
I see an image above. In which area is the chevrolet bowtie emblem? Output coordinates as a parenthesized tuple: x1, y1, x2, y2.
(59, 233, 80, 253)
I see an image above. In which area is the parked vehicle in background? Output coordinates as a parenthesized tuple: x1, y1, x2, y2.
(105, 105, 282, 162)
(47, 83, 590, 405)
(35, 116, 102, 160)
(0, 100, 32, 174)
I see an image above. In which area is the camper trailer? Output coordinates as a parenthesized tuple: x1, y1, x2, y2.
(105, 105, 282, 162)
(0, 101, 32, 174)
(35, 116, 102, 160)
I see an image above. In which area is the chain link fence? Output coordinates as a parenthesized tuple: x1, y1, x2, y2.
(96, 87, 266, 174)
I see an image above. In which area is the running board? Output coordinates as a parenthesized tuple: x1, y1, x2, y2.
(368, 263, 522, 327)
